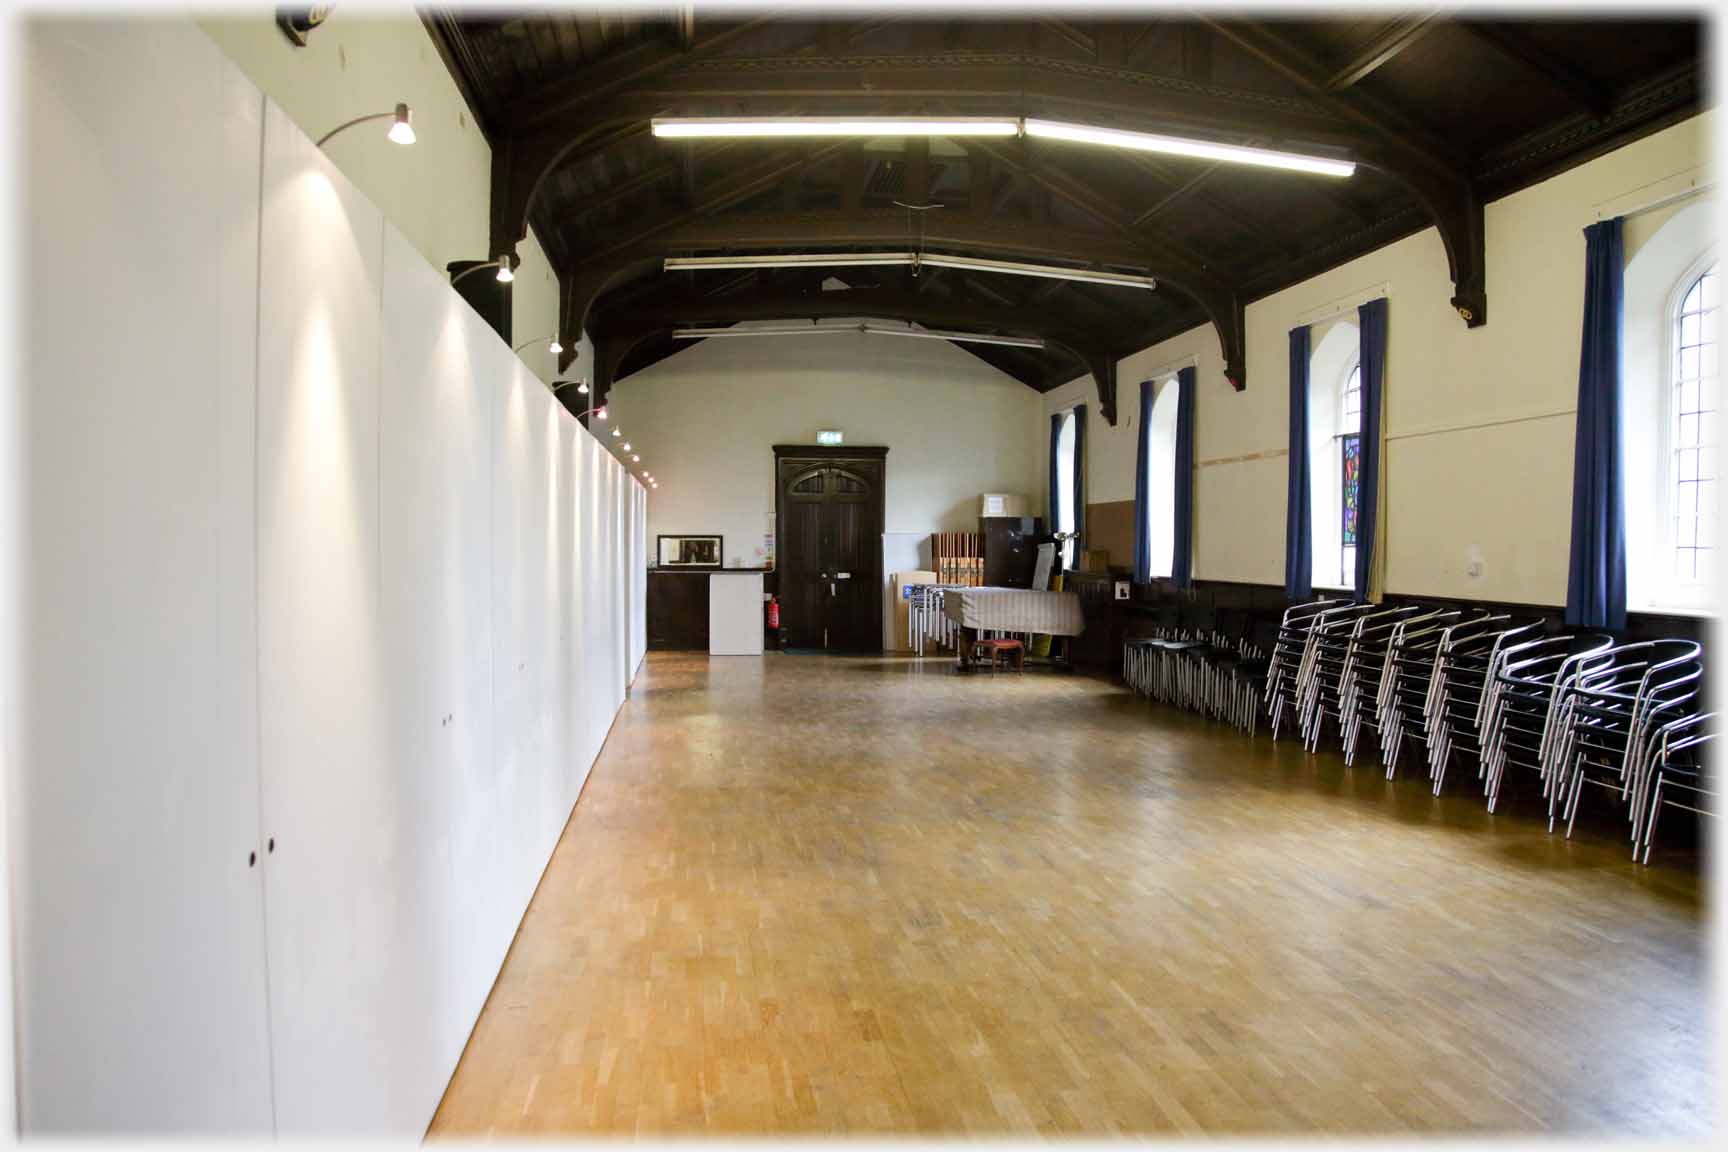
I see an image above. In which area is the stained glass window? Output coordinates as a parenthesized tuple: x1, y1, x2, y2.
(1342, 435, 1361, 546)
(1340, 365, 1362, 585)
(1672, 262, 1717, 584)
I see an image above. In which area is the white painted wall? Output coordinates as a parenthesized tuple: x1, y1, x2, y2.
(606, 326, 1043, 646)
(198, 6, 566, 387)
(1044, 110, 1716, 607)
(17, 20, 276, 1131)
(608, 329, 1043, 556)
(13, 17, 644, 1136)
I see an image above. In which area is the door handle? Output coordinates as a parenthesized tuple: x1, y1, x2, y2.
(830, 583, 836, 596)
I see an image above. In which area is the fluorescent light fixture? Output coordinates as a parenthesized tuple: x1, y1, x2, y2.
(388, 103, 416, 145)
(653, 116, 1019, 140)
(665, 253, 912, 272)
(662, 251, 1155, 290)
(672, 320, 1044, 350)
(921, 253, 1155, 289)
(1024, 118, 1354, 178)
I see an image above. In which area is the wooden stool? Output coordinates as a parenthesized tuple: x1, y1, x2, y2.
(985, 638, 1024, 673)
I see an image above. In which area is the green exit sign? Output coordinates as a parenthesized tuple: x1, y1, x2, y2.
(816, 430, 844, 446)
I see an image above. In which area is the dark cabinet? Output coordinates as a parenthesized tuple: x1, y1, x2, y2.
(981, 516, 1043, 588)
(647, 572, 710, 650)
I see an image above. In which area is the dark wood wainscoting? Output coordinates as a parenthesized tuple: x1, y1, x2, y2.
(1064, 570, 1709, 682)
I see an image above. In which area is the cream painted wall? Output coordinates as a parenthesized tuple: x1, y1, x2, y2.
(607, 327, 1045, 570)
(1045, 110, 1715, 606)
(197, 7, 564, 385)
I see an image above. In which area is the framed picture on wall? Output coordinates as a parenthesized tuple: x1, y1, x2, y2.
(657, 534, 723, 568)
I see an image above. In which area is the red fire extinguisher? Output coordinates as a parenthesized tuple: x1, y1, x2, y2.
(767, 595, 780, 630)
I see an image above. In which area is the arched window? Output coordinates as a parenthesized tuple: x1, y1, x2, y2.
(1308, 321, 1359, 589)
(1624, 199, 1717, 613)
(1670, 261, 1717, 585)
(1054, 408, 1077, 569)
(1142, 375, 1180, 579)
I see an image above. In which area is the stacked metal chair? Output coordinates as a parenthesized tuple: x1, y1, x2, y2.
(1294, 603, 1378, 752)
(1265, 598, 1344, 739)
(1638, 712, 1716, 863)
(1480, 632, 1616, 815)
(1331, 604, 1431, 768)
(1548, 639, 1704, 839)
(1121, 607, 1272, 735)
(1375, 607, 1475, 776)
(1422, 617, 1544, 795)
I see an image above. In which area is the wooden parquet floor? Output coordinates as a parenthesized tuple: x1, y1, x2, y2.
(428, 653, 1711, 1138)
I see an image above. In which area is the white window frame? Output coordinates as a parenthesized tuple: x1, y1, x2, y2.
(1308, 320, 1361, 593)
(1054, 407, 1077, 570)
(1654, 249, 1718, 611)
(1142, 375, 1181, 580)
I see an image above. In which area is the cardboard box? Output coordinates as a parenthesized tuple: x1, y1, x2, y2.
(891, 570, 938, 653)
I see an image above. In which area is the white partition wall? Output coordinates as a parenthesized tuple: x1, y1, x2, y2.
(254, 96, 399, 1133)
(14, 20, 275, 1132)
(14, 18, 647, 1137)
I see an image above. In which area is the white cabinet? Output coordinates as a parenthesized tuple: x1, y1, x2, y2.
(710, 575, 767, 655)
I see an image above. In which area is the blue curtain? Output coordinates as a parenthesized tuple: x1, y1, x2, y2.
(1565, 217, 1627, 630)
(1071, 403, 1087, 556)
(1285, 326, 1313, 600)
(1172, 366, 1197, 588)
(1354, 299, 1387, 601)
(1132, 381, 1155, 583)
(1048, 412, 1062, 550)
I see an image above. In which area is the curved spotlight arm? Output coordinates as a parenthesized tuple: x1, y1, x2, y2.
(451, 258, 514, 286)
(514, 334, 565, 354)
(317, 103, 414, 148)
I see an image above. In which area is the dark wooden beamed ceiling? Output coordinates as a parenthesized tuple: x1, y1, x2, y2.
(424, 7, 1703, 423)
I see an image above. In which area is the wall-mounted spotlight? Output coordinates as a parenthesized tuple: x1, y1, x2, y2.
(514, 334, 564, 355)
(595, 406, 608, 420)
(631, 454, 640, 462)
(451, 254, 515, 285)
(611, 427, 622, 438)
(622, 442, 633, 451)
(317, 102, 415, 149)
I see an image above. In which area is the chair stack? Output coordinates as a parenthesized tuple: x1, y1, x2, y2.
(1421, 617, 1544, 794)
(1123, 609, 1273, 735)
(1122, 591, 1713, 863)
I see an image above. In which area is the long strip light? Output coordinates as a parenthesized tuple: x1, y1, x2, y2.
(649, 115, 1353, 179)
(653, 116, 1019, 139)
(1024, 118, 1354, 178)
(662, 251, 1156, 290)
(671, 321, 1044, 350)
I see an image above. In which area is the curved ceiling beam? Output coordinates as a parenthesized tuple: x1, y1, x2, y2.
(1200, 18, 1487, 325)
(552, 210, 1247, 406)
(584, 284, 1114, 417)
(492, 65, 1467, 335)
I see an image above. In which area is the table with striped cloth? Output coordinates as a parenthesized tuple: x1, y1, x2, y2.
(941, 586, 1085, 637)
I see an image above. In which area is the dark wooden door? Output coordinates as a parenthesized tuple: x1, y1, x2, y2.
(775, 446, 886, 652)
